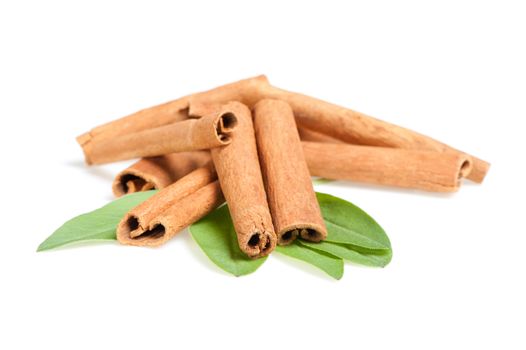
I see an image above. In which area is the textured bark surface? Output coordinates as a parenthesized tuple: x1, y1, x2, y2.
(112, 151, 210, 197)
(83, 112, 236, 165)
(77, 75, 268, 147)
(256, 83, 489, 183)
(297, 126, 344, 144)
(116, 164, 219, 247)
(254, 99, 326, 245)
(210, 102, 276, 258)
(79, 75, 488, 180)
(303, 142, 473, 192)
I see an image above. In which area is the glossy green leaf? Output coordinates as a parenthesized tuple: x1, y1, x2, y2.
(317, 192, 391, 250)
(275, 242, 344, 279)
(39, 188, 391, 280)
(298, 240, 392, 267)
(37, 191, 157, 251)
(189, 204, 267, 276)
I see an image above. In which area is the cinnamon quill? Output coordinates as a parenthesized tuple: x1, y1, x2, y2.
(117, 164, 223, 247)
(254, 99, 327, 244)
(81, 75, 489, 179)
(210, 102, 277, 258)
(112, 151, 210, 197)
(254, 84, 489, 183)
(303, 142, 473, 192)
(83, 112, 237, 165)
(188, 77, 489, 182)
(77, 75, 268, 147)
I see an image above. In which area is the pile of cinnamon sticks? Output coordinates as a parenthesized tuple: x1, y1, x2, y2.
(78, 75, 489, 258)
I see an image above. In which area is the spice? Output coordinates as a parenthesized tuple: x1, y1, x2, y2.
(77, 75, 267, 148)
(303, 142, 473, 192)
(210, 102, 277, 258)
(117, 164, 220, 247)
(82, 112, 237, 165)
(254, 99, 326, 245)
(112, 151, 210, 197)
(80, 75, 489, 182)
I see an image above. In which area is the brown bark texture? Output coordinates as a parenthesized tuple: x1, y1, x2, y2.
(112, 151, 210, 197)
(303, 142, 473, 192)
(117, 164, 223, 247)
(254, 99, 327, 244)
(210, 102, 277, 258)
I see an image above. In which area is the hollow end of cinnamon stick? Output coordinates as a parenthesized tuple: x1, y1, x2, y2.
(449, 155, 474, 191)
(278, 229, 298, 245)
(243, 230, 277, 259)
(130, 222, 166, 240)
(112, 152, 212, 197)
(117, 178, 223, 248)
(299, 228, 326, 242)
(117, 214, 167, 246)
(113, 172, 154, 197)
(214, 111, 238, 143)
(294, 224, 327, 242)
(278, 223, 327, 244)
(458, 157, 474, 180)
(123, 215, 140, 237)
(119, 214, 163, 241)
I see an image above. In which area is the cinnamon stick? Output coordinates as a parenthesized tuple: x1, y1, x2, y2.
(77, 75, 268, 147)
(113, 141, 470, 193)
(112, 151, 211, 197)
(254, 84, 489, 183)
(187, 79, 488, 183)
(254, 99, 327, 245)
(80, 75, 488, 181)
(210, 102, 276, 258)
(83, 112, 237, 165)
(303, 142, 473, 192)
(117, 164, 223, 247)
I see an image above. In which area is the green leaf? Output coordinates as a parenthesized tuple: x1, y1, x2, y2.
(189, 205, 267, 276)
(298, 240, 392, 268)
(311, 177, 333, 185)
(317, 192, 391, 250)
(39, 187, 391, 280)
(275, 242, 344, 279)
(37, 191, 157, 251)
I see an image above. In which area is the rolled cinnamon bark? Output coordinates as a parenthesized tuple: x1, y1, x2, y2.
(117, 164, 221, 247)
(112, 151, 211, 197)
(303, 142, 473, 192)
(83, 112, 237, 165)
(254, 99, 327, 245)
(254, 83, 489, 183)
(81, 75, 488, 181)
(77, 75, 268, 147)
(210, 102, 276, 258)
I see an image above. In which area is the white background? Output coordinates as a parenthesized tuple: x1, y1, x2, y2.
(1, 1, 525, 349)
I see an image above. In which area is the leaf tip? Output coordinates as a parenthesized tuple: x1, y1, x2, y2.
(36, 243, 46, 252)
(334, 266, 344, 280)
